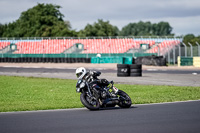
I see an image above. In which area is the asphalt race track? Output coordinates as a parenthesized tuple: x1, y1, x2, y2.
(0, 101, 200, 133)
(0, 66, 200, 86)
(1, 66, 200, 74)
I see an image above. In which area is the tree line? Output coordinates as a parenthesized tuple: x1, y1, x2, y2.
(0, 3, 199, 45)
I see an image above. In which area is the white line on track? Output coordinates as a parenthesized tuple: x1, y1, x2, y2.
(134, 99, 200, 106)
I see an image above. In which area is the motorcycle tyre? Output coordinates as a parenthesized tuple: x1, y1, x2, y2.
(117, 90, 132, 108)
(80, 93, 100, 110)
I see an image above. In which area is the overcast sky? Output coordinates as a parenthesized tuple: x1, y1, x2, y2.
(0, 0, 200, 36)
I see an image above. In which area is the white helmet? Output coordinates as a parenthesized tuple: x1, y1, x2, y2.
(76, 67, 86, 79)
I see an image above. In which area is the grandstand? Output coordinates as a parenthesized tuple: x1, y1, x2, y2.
(0, 37, 181, 54)
(147, 40, 181, 55)
(0, 37, 182, 64)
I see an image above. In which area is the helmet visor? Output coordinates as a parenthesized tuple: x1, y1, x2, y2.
(76, 72, 82, 78)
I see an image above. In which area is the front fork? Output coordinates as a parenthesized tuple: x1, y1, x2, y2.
(85, 82, 99, 105)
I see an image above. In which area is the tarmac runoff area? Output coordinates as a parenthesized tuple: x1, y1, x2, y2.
(0, 63, 200, 86)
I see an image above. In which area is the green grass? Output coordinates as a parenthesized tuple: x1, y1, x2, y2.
(0, 75, 200, 112)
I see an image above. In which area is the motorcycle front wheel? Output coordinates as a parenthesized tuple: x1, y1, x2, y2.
(117, 90, 132, 108)
(80, 92, 100, 110)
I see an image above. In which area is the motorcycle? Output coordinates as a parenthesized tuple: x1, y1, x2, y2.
(76, 71, 132, 110)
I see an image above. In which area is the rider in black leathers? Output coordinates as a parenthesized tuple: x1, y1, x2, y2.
(76, 67, 109, 95)
(83, 71, 102, 92)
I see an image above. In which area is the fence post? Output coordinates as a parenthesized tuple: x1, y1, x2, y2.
(188, 42, 193, 57)
(173, 46, 175, 65)
(196, 42, 200, 56)
(167, 46, 170, 64)
(20, 38, 22, 58)
(182, 42, 187, 57)
(178, 42, 181, 57)
(158, 46, 160, 56)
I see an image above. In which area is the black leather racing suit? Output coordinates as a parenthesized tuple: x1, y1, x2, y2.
(82, 71, 102, 92)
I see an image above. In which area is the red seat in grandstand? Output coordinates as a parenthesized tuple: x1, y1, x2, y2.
(0, 42, 10, 49)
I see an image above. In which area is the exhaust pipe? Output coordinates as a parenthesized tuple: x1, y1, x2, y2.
(105, 98, 119, 105)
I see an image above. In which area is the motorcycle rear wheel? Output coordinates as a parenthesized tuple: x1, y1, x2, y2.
(117, 90, 132, 108)
(80, 92, 100, 110)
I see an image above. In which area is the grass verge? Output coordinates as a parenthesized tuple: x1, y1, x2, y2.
(0, 75, 200, 112)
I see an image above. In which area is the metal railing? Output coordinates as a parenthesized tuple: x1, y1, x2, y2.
(162, 42, 200, 65)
